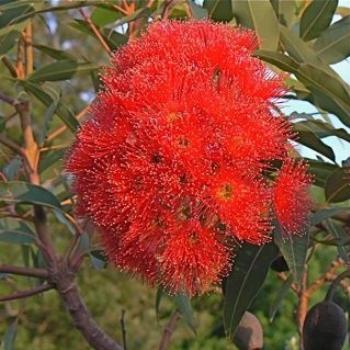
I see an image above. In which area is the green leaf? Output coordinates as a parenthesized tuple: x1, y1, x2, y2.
(324, 219, 349, 262)
(28, 60, 99, 82)
(39, 149, 66, 174)
(91, 5, 122, 27)
(270, 0, 296, 27)
(232, 0, 279, 50)
(0, 181, 61, 209)
(269, 274, 293, 321)
(188, 1, 208, 19)
(293, 119, 350, 143)
(279, 25, 320, 63)
(38, 91, 61, 146)
(307, 159, 339, 187)
(33, 44, 76, 60)
(254, 50, 299, 72)
(0, 229, 35, 245)
(90, 250, 107, 270)
(293, 124, 335, 161)
(20, 80, 79, 132)
(310, 207, 350, 226)
(223, 243, 278, 339)
(155, 288, 164, 321)
(273, 221, 309, 285)
(203, 0, 233, 22)
(2, 156, 22, 180)
(0, 30, 20, 55)
(3, 318, 17, 350)
(314, 16, 350, 64)
(0, 3, 33, 27)
(325, 168, 350, 203)
(256, 50, 350, 127)
(0, 219, 35, 245)
(300, 0, 338, 41)
(173, 294, 196, 333)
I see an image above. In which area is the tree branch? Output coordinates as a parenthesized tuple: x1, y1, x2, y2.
(79, 9, 112, 55)
(0, 134, 24, 155)
(0, 265, 48, 279)
(0, 92, 16, 106)
(53, 266, 123, 350)
(0, 283, 53, 302)
(158, 311, 181, 350)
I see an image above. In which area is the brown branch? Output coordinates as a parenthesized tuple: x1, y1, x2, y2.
(1, 56, 18, 78)
(296, 270, 309, 336)
(0, 92, 16, 106)
(24, 22, 33, 76)
(307, 259, 343, 296)
(79, 9, 112, 55)
(0, 283, 53, 302)
(0, 134, 24, 155)
(0, 264, 48, 279)
(120, 309, 127, 350)
(161, 0, 176, 19)
(158, 311, 181, 350)
(53, 266, 123, 350)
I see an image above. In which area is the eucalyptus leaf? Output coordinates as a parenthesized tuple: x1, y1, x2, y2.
(28, 60, 99, 82)
(0, 181, 61, 209)
(269, 275, 293, 321)
(223, 243, 278, 339)
(20, 80, 79, 132)
(273, 220, 309, 285)
(300, 0, 338, 41)
(3, 318, 17, 350)
(173, 293, 196, 333)
(232, 0, 279, 50)
(325, 167, 350, 203)
(314, 15, 350, 64)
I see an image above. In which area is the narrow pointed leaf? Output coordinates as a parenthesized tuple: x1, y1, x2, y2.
(0, 181, 61, 209)
(325, 168, 350, 203)
(273, 220, 309, 285)
(314, 16, 350, 64)
(269, 275, 293, 321)
(28, 60, 99, 82)
(223, 243, 278, 339)
(300, 0, 338, 41)
(232, 0, 279, 50)
(20, 80, 79, 131)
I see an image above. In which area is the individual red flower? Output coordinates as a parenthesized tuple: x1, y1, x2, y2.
(274, 160, 313, 234)
(66, 20, 312, 296)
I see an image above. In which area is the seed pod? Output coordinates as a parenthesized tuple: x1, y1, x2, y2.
(303, 301, 347, 350)
(270, 255, 289, 272)
(234, 311, 263, 350)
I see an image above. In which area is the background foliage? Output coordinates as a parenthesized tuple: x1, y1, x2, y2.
(0, 0, 349, 349)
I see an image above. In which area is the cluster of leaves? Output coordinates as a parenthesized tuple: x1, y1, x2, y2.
(0, 1, 349, 349)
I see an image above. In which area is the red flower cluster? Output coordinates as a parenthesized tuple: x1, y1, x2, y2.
(66, 21, 312, 296)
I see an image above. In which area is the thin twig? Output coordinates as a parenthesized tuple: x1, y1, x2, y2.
(161, 0, 176, 19)
(307, 259, 343, 296)
(120, 309, 127, 350)
(158, 311, 181, 350)
(0, 92, 16, 106)
(326, 269, 350, 301)
(0, 134, 24, 155)
(79, 9, 112, 55)
(0, 265, 48, 279)
(47, 106, 89, 142)
(1, 56, 18, 77)
(0, 283, 53, 302)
